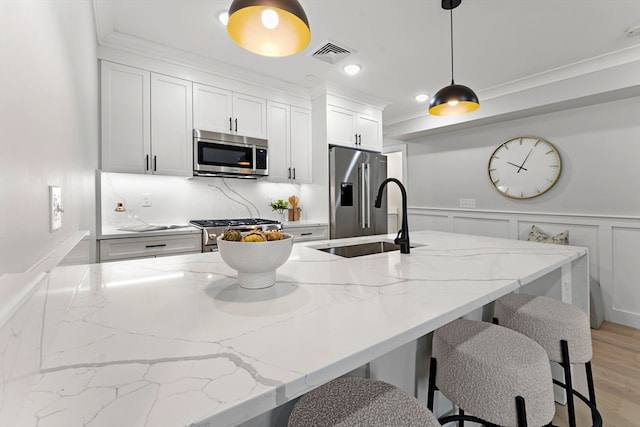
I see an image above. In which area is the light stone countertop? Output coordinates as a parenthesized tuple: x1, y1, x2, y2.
(7, 230, 588, 427)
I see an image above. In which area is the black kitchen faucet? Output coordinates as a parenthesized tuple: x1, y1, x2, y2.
(374, 178, 410, 254)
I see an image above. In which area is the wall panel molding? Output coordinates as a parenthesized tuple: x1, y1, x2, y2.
(408, 207, 640, 328)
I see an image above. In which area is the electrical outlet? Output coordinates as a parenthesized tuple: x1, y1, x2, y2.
(142, 193, 151, 207)
(49, 186, 62, 232)
(459, 198, 476, 209)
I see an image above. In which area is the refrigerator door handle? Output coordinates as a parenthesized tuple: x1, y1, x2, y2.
(361, 163, 370, 228)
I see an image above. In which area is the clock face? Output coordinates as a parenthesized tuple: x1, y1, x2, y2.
(488, 137, 561, 199)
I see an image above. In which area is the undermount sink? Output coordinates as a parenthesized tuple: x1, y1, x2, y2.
(313, 241, 422, 258)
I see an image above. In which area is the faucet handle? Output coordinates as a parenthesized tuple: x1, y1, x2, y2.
(394, 230, 406, 245)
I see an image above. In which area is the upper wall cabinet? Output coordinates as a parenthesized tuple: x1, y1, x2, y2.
(327, 104, 382, 152)
(100, 61, 192, 176)
(267, 101, 312, 183)
(193, 83, 266, 139)
(150, 74, 193, 176)
(101, 61, 150, 174)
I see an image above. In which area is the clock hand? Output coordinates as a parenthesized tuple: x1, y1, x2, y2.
(507, 161, 528, 171)
(517, 149, 533, 173)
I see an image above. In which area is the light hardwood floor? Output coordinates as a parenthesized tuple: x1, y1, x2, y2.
(552, 321, 640, 427)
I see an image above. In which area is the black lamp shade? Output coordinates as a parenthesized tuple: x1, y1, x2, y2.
(227, 0, 311, 57)
(428, 83, 479, 116)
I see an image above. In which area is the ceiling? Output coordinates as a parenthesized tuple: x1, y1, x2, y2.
(94, 0, 640, 124)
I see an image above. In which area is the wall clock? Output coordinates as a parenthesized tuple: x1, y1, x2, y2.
(488, 136, 562, 199)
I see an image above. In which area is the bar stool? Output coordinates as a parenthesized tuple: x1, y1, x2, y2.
(288, 376, 441, 427)
(494, 293, 602, 427)
(427, 318, 556, 426)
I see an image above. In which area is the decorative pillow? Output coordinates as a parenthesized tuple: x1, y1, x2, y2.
(527, 225, 569, 245)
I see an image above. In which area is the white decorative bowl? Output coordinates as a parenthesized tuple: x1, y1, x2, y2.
(217, 233, 294, 289)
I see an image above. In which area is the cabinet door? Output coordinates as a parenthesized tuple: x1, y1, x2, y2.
(100, 61, 150, 173)
(233, 92, 266, 138)
(266, 101, 291, 182)
(290, 107, 312, 183)
(193, 83, 233, 133)
(327, 105, 357, 148)
(357, 113, 381, 152)
(151, 74, 193, 176)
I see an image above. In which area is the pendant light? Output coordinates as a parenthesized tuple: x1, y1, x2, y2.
(227, 0, 311, 57)
(428, 0, 479, 116)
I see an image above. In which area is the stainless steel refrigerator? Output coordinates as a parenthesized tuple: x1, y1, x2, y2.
(329, 146, 387, 239)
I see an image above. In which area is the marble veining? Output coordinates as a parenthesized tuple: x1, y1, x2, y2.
(3, 230, 587, 427)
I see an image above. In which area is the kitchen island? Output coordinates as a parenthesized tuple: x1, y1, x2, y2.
(3, 230, 588, 427)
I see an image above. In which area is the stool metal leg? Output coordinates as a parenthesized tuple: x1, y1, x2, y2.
(560, 340, 577, 427)
(516, 396, 528, 427)
(585, 361, 598, 426)
(427, 358, 437, 411)
(458, 408, 464, 427)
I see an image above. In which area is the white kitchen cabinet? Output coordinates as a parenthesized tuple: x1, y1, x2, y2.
(193, 83, 266, 139)
(101, 61, 151, 174)
(327, 104, 382, 152)
(150, 73, 193, 176)
(100, 61, 193, 176)
(267, 101, 312, 183)
(99, 233, 201, 262)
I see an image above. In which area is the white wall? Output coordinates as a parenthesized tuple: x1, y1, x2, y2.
(0, 0, 99, 276)
(401, 97, 640, 215)
(387, 97, 640, 327)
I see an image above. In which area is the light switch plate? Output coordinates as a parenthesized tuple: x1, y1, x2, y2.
(50, 186, 62, 232)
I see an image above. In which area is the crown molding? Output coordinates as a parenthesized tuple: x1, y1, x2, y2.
(384, 46, 640, 128)
(309, 81, 391, 110)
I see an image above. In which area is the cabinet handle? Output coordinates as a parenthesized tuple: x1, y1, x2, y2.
(153, 155, 157, 172)
(234, 118, 238, 132)
(145, 244, 167, 248)
(145, 154, 149, 171)
(293, 167, 296, 180)
(355, 133, 358, 145)
(229, 117, 233, 132)
(300, 232, 313, 236)
(288, 167, 291, 179)
(358, 134, 362, 145)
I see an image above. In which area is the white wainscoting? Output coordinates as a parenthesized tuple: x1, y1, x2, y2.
(408, 207, 640, 328)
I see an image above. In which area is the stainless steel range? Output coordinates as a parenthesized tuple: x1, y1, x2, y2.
(189, 218, 282, 252)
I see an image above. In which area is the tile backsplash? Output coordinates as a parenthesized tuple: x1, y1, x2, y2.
(100, 172, 303, 231)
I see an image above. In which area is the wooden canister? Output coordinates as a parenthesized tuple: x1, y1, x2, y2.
(288, 207, 301, 221)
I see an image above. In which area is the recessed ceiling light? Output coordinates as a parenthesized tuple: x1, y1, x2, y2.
(218, 11, 229, 26)
(343, 64, 361, 76)
(415, 94, 430, 102)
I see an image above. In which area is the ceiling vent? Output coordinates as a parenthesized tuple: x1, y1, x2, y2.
(310, 41, 352, 65)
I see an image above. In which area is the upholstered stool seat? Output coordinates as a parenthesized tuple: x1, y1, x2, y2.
(494, 293, 602, 427)
(428, 318, 555, 426)
(494, 293, 592, 363)
(288, 377, 441, 427)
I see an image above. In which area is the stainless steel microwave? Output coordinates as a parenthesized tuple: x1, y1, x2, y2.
(193, 130, 268, 178)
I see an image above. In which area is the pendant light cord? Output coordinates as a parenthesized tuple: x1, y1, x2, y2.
(449, 7, 455, 85)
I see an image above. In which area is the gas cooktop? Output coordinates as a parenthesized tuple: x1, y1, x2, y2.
(190, 218, 282, 252)
(189, 218, 281, 228)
